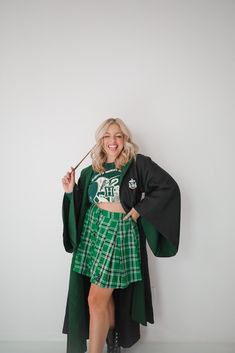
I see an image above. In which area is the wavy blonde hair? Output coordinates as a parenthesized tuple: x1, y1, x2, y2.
(90, 118, 139, 173)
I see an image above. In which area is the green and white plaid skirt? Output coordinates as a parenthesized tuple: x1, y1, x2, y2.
(72, 203, 142, 288)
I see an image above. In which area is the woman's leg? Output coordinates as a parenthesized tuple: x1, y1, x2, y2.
(88, 283, 115, 353)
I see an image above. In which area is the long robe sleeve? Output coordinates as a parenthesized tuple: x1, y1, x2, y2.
(134, 155, 181, 257)
(62, 176, 83, 253)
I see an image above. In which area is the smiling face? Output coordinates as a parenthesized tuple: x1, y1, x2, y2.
(102, 123, 125, 162)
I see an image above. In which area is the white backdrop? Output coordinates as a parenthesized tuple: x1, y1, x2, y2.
(0, 0, 234, 344)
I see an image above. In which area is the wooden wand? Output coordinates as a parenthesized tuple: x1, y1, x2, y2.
(72, 144, 96, 171)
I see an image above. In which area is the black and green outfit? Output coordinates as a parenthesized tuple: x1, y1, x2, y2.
(72, 162, 142, 288)
(62, 154, 181, 353)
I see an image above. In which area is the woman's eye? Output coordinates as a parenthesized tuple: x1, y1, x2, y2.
(103, 135, 123, 138)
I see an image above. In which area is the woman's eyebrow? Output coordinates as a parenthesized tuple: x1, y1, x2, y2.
(104, 132, 123, 135)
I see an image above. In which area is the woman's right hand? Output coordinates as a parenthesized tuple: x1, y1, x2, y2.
(62, 167, 75, 193)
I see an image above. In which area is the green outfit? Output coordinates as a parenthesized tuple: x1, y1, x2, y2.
(71, 161, 142, 288)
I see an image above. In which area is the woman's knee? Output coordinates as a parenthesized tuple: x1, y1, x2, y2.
(88, 285, 113, 313)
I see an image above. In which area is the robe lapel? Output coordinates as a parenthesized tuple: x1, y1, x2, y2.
(119, 158, 134, 185)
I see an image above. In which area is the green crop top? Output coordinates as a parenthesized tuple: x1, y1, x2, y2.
(65, 162, 122, 204)
(88, 162, 122, 204)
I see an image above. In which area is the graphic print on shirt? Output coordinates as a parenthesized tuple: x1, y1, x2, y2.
(88, 167, 121, 204)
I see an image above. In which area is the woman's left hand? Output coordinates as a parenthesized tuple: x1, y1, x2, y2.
(123, 207, 140, 223)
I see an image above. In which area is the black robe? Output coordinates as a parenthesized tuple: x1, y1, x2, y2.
(61, 153, 181, 353)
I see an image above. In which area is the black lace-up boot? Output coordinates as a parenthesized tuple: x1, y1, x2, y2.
(106, 328, 121, 353)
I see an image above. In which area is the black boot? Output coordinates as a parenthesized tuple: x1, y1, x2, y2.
(106, 328, 121, 353)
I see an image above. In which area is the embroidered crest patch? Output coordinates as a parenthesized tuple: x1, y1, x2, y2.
(128, 178, 137, 189)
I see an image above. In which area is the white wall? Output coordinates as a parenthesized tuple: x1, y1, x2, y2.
(0, 0, 234, 343)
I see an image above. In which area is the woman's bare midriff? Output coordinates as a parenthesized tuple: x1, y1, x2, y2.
(97, 202, 126, 214)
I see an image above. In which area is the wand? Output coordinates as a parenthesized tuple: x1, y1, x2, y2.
(73, 144, 96, 171)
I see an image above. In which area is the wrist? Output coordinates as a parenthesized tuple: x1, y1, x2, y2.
(132, 207, 140, 217)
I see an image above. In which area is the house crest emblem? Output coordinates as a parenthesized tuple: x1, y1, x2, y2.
(128, 178, 137, 189)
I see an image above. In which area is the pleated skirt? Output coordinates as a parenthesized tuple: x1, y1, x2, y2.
(72, 203, 142, 288)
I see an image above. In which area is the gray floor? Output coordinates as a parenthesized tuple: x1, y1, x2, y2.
(0, 341, 235, 353)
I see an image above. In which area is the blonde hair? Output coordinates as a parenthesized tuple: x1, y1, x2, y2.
(90, 118, 139, 173)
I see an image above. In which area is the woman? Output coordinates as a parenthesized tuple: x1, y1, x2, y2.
(61, 118, 181, 353)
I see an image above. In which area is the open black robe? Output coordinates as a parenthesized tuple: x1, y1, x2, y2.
(61, 153, 181, 353)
